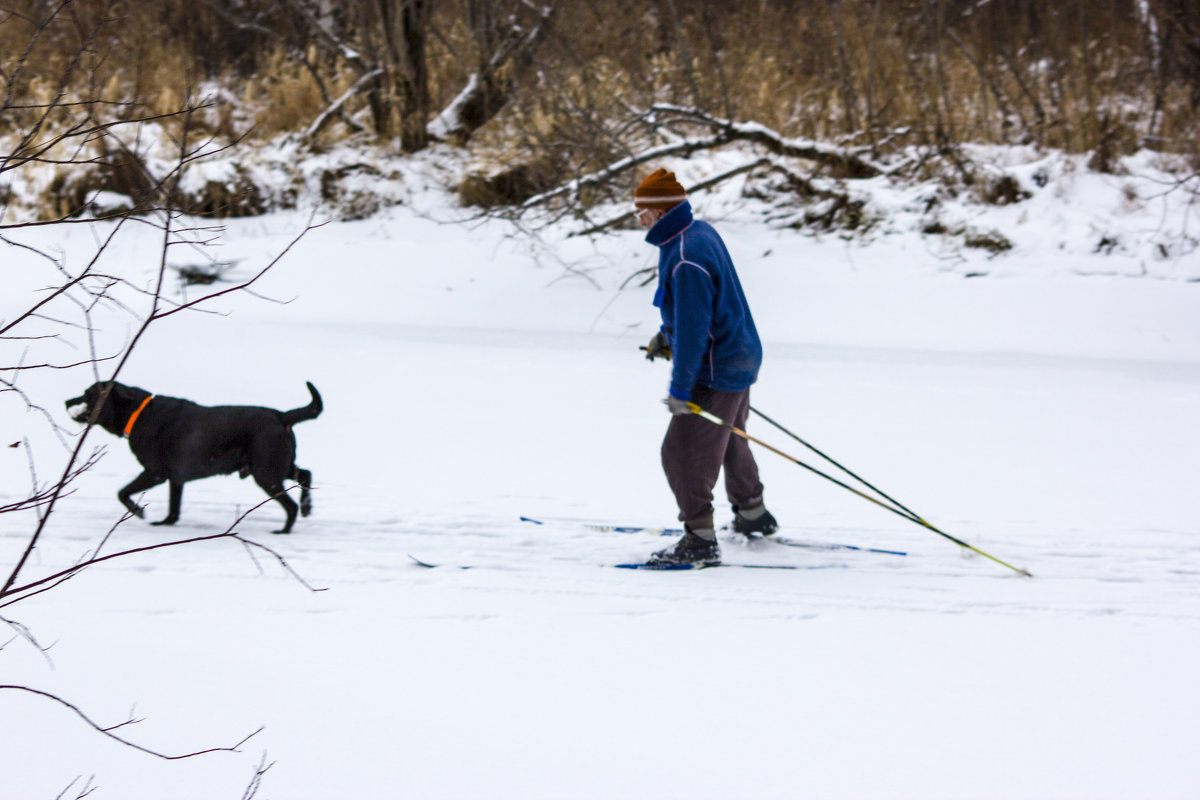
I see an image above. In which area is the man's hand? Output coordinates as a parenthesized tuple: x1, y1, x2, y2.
(644, 330, 671, 361)
(664, 395, 693, 415)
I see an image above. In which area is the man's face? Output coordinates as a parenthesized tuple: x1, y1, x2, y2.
(637, 207, 666, 229)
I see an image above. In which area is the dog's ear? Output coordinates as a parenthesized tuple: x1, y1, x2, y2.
(113, 383, 150, 404)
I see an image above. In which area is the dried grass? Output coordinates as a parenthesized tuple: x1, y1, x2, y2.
(3, 0, 1196, 174)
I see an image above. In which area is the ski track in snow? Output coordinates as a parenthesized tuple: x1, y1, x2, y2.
(9, 497, 1196, 624)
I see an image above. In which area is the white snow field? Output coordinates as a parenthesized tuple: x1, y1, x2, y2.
(2, 153, 1199, 799)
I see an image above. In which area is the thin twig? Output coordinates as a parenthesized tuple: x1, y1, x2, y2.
(0, 686, 263, 760)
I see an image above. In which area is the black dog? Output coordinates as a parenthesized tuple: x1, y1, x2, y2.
(66, 381, 323, 533)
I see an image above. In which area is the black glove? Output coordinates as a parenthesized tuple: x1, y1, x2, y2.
(644, 330, 671, 361)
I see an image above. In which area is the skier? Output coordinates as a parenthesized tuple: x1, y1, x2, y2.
(636, 167, 778, 566)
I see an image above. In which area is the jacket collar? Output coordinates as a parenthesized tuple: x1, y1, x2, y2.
(644, 200, 694, 248)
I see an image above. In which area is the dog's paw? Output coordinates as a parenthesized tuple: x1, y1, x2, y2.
(151, 517, 178, 527)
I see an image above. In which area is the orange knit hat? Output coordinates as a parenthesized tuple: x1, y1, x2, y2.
(634, 168, 687, 210)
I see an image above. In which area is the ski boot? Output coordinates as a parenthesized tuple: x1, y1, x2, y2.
(647, 526, 721, 566)
(731, 504, 779, 536)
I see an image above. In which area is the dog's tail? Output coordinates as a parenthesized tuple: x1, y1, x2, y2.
(282, 381, 323, 426)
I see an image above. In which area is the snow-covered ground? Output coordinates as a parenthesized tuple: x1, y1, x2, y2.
(2, 150, 1199, 799)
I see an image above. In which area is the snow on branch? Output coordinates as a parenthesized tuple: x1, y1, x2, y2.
(518, 132, 734, 211)
(427, 72, 481, 142)
(646, 104, 887, 179)
(301, 67, 382, 147)
(428, 2, 556, 145)
(281, 0, 363, 66)
(514, 105, 887, 233)
(573, 158, 773, 237)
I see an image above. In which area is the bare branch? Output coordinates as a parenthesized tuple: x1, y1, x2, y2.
(645, 104, 886, 179)
(0, 447, 100, 515)
(300, 67, 384, 147)
(573, 157, 772, 237)
(2, 489, 325, 609)
(150, 214, 325, 322)
(427, 2, 557, 145)
(240, 754, 275, 800)
(0, 685, 263, 760)
(516, 132, 730, 212)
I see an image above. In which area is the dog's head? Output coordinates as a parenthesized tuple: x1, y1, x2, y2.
(66, 381, 149, 436)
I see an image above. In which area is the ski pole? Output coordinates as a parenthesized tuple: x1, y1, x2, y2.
(685, 402, 1033, 578)
(749, 405, 926, 525)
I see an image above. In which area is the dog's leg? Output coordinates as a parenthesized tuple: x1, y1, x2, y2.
(118, 471, 165, 520)
(292, 467, 313, 517)
(151, 481, 183, 527)
(258, 480, 299, 534)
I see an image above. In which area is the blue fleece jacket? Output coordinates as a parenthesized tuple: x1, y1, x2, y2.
(647, 201, 762, 400)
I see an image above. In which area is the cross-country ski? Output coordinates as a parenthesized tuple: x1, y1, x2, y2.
(521, 514, 906, 555)
(410, 555, 826, 571)
(614, 561, 845, 571)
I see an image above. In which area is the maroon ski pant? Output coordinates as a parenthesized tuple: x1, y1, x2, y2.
(661, 385, 764, 531)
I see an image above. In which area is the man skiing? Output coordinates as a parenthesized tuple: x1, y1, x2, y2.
(636, 167, 778, 566)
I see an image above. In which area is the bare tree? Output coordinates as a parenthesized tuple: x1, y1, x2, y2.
(262, 0, 557, 151)
(1, 2, 316, 793)
(1137, 0, 1200, 142)
(427, 0, 557, 146)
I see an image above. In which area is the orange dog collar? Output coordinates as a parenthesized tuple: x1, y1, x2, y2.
(124, 395, 154, 438)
